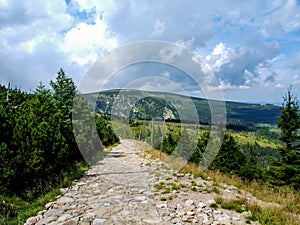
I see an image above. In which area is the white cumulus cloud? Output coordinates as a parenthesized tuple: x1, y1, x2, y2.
(63, 19, 118, 65)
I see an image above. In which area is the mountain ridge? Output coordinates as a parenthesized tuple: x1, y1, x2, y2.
(83, 89, 281, 127)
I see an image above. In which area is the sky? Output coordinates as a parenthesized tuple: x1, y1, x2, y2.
(1, 0, 300, 104)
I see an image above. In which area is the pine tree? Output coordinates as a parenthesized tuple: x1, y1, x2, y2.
(239, 142, 265, 182)
(189, 131, 209, 165)
(209, 134, 246, 174)
(50, 68, 81, 162)
(272, 86, 300, 189)
(277, 86, 300, 149)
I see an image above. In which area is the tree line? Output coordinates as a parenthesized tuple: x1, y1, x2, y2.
(149, 87, 300, 189)
(0, 69, 118, 198)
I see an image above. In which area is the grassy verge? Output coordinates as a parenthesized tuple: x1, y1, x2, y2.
(104, 141, 120, 152)
(146, 147, 300, 225)
(214, 197, 300, 225)
(0, 162, 90, 225)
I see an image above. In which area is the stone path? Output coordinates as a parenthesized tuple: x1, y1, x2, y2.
(25, 140, 259, 225)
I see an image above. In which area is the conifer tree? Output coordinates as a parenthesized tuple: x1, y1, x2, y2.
(278, 86, 300, 149)
(50, 68, 81, 162)
(209, 134, 246, 174)
(272, 86, 300, 189)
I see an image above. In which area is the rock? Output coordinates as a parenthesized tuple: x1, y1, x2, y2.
(60, 188, 68, 194)
(135, 195, 146, 201)
(45, 202, 54, 209)
(157, 203, 168, 208)
(134, 216, 142, 221)
(139, 189, 146, 194)
(182, 215, 191, 222)
(74, 222, 89, 225)
(37, 210, 47, 216)
(162, 215, 172, 221)
(176, 204, 183, 210)
(192, 218, 199, 223)
(143, 217, 162, 223)
(196, 180, 205, 186)
(36, 216, 57, 225)
(62, 203, 77, 210)
(207, 199, 216, 205)
(212, 209, 222, 214)
(57, 214, 72, 222)
(86, 172, 97, 176)
(25, 216, 40, 225)
(120, 210, 130, 215)
(82, 212, 96, 222)
(172, 217, 181, 223)
(62, 220, 78, 225)
(184, 199, 194, 207)
(176, 173, 185, 177)
(176, 209, 186, 216)
(185, 205, 195, 212)
(197, 201, 207, 209)
(214, 214, 231, 221)
(186, 211, 195, 216)
(56, 197, 74, 204)
(242, 210, 252, 217)
(43, 209, 64, 217)
(76, 182, 86, 186)
(231, 216, 242, 221)
(185, 173, 191, 179)
(199, 214, 209, 223)
(219, 221, 231, 225)
(92, 218, 106, 225)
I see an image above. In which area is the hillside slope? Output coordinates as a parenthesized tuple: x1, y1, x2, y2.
(84, 89, 281, 126)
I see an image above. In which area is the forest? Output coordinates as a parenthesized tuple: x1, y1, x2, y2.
(0, 69, 118, 223)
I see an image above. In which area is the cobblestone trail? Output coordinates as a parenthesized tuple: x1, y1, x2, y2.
(25, 140, 259, 225)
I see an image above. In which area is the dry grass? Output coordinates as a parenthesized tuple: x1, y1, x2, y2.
(104, 141, 121, 152)
(144, 146, 300, 225)
(144, 146, 170, 161)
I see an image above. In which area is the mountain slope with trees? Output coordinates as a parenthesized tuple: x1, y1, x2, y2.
(87, 89, 281, 129)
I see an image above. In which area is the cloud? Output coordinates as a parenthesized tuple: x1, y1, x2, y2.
(0, 0, 118, 90)
(68, 0, 117, 19)
(205, 42, 231, 71)
(101, 61, 198, 93)
(151, 20, 165, 37)
(258, 0, 300, 36)
(63, 19, 118, 65)
(125, 76, 189, 95)
(287, 53, 300, 70)
(264, 74, 276, 84)
(106, 0, 225, 46)
(292, 74, 300, 84)
(0, 0, 299, 103)
(205, 37, 279, 86)
(0, 0, 75, 89)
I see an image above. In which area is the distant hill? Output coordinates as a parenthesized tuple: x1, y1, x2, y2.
(83, 89, 281, 129)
